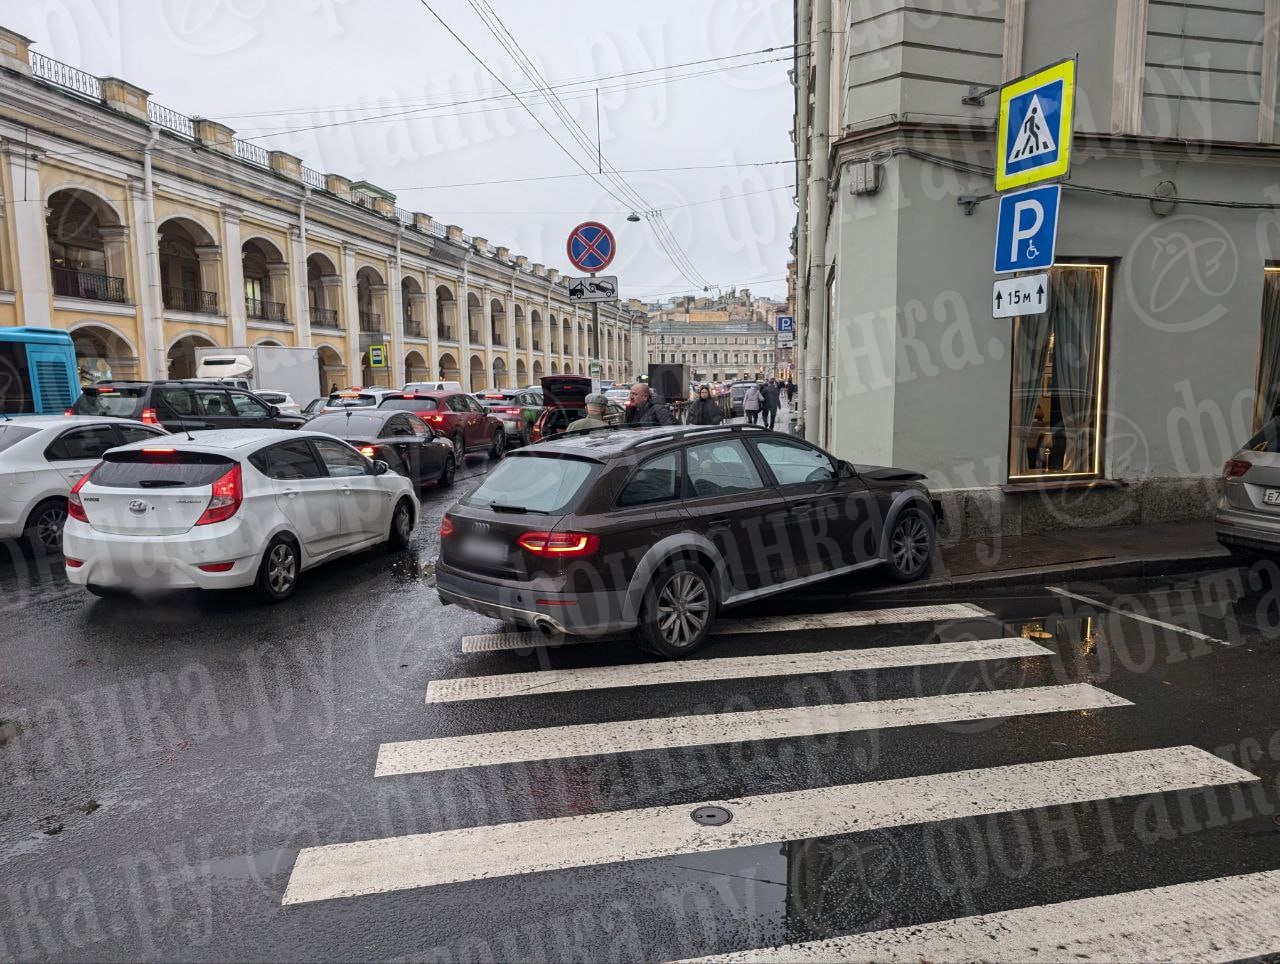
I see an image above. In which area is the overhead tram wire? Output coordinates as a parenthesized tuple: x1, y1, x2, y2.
(464, 0, 714, 290)
(410, 0, 635, 213)
(220, 43, 810, 123)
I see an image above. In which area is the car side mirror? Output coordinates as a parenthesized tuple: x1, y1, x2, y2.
(371, 459, 389, 475)
(838, 460, 856, 479)
(266, 405, 280, 417)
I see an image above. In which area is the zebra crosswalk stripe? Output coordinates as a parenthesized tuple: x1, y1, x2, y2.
(378, 683, 1129, 775)
(458, 603, 995, 653)
(681, 869, 1280, 962)
(282, 746, 1252, 904)
(427, 637, 1051, 703)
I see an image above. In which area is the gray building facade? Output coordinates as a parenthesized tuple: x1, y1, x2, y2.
(793, 0, 1280, 537)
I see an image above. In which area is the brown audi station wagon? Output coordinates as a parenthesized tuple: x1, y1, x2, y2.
(435, 424, 939, 658)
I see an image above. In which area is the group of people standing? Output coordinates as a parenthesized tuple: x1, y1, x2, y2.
(686, 377, 794, 429)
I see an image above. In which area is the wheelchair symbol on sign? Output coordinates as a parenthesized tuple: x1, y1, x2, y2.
(1025, 240, 1039, 260)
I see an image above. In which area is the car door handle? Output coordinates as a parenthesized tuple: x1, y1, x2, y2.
(280, 488, 300, 499)
(708, 515, 731, 527)
(791, 503, 815, 517)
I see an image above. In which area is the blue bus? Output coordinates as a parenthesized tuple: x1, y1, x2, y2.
(0, 327, 81, 415)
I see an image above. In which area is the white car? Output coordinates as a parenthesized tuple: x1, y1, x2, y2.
(0, 415, 167, 553)
(254, 390, 302, 415)
(63, 429, 418, 601)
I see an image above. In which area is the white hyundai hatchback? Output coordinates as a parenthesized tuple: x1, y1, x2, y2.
(0, 415, 168, 553)
(62, 429, 418, 601)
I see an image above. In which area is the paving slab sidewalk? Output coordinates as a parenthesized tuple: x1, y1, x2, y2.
(806, 519, 1234, 602)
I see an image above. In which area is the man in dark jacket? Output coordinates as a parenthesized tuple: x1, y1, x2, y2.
(761, 378, 781, 430)
(686, 385, 723, 425)
(626, 382, 677, 426)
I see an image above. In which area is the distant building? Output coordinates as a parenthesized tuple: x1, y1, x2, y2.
(0, 27, 641, 392)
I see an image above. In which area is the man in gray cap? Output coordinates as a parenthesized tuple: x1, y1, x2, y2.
(566, 393, 609, 432)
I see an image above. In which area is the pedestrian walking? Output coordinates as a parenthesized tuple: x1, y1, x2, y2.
(686, 385, 723, 425)
(743, 382, 763, 425)
(761, 378, 781, 430)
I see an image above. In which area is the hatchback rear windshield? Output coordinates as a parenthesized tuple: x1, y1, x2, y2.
(0, 425, 39, 452)
(306, 413, 384, 437)
(73, 387, 145, 417)
(94, 450, 235, 488)
(327, 393, 378, 407)
(379, 397, 438, 412)
(464, 455, 596, 513)
(1245, 419, 1280, 453)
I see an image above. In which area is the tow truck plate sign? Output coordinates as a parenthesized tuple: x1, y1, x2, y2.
(993, 273, 1049, 318)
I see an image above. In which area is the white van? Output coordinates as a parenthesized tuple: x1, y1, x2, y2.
(403, 380, 463, 393)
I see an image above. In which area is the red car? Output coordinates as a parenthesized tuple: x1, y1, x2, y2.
(379, 390, 505, 459)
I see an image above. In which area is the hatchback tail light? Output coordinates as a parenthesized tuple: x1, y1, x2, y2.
(67, 467, 97, 522)
(517, 531, 599, 558)
(425, 414, 445, 425)
(141, 408, 159, 425)
(1223, 459, 1252, 480)
(497, 407, 520, 415)
(65, 557, 84, 568)
(196, 464, 243, 526)
(64, 407, 75, 416)
(358, 445, 377, 458)
(440, 516, 455, 538)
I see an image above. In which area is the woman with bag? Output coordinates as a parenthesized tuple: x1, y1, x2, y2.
(743, 382, 763, 424)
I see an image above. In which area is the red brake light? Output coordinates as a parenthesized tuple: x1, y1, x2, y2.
(426, 414, 445, 424)
(358, 445, 377, 458)
(1224, 459, 1251, 480)
(440, 516, 455, 538)
(64, 407, 74, 415)
(65, 557, 84, 568)
(67, 467, 96, 522)
(498, 407, 520, 414)
(142, 447, 176, 454)
(402, 393, 416, 398)
(197, 561, 235, 573)
(196, 464, 242, 526)
(516, 531, 599, 558)
(141, 408, 159, 425)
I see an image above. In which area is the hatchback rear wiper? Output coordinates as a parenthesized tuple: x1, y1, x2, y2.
(137, 480, 185, 488)
(489, 501, 545, 513)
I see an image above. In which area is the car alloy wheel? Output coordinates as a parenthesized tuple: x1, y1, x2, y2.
(266, 542, 297, 595)
(656, 571, 710, 649)
(888, 509, 933, 581)
(388, 499, 413, 550)
(453, 431, 466, 458)
(440, 455, 456, 487)
(29, 500, 67, 552)
(490, 430, 505, 459)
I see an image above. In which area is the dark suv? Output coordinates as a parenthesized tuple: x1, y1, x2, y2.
(71, 382, 306, 432)
(436, 424, 939, 658)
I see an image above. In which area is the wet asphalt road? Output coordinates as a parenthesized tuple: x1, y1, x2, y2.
(4, 464, 1280, 960)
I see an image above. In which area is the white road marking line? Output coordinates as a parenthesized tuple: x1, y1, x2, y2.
(427, 636, 1051, 703)
(281, 746, 1252, 904)
(1048, 586, 1227, 645)
(711, 602, 994, 636)
(459, 603, 994, 653)
(682, 869, 1280, 962)
(380, 683, 1129, 775)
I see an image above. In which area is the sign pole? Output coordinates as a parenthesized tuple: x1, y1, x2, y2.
(591, 272, 601, 393)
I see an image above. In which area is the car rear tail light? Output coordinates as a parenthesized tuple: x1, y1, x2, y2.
(440, 516, 455, 538)
(426, 414, 445, 424)
(402, 393, 416, 398)
(197, 561, 235, 573)
(64, 407, 74, 415)
(498, 407, 520, 414)
(196, 464, 243, 526)
(64, 557, 84, 568)
(67, 467, 97, 523)
(358, 445, 377, 458)
(517, 531, 600, 558)
(141, 408, 159, 425)
(1223, 459, 1252, 480)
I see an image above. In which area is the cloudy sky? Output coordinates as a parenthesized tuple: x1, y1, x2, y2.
(15, 0, 795, 303)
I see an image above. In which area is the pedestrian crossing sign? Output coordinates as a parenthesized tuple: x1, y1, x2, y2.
(995, 57, 1076, 192)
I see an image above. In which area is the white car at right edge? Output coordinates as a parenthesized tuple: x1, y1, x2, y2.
(63, 429, 417, 601)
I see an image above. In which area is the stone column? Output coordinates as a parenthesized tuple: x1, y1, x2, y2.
(5, 146, 51, 327)
(506, 285, 517, 382)
(221, 206, 245, 341)
(388, 261, 406, 388)
(341, 244, 361, 386)
(266, 262, 290, 321)
(290, 226, 310, 345)
(195, 245, 222, 317)
(97, 225, 131, 290)
(368, 281, 390, 387)
(425, 268, 439, 373)
(127, 178, 163, 377)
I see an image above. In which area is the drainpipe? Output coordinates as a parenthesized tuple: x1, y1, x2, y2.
(393, 225, 404, 388)
(461, 253, 472, 390)
(142, 125, 164, 377)
(793, 0, 811, 436)
(803, 0, 833, 446)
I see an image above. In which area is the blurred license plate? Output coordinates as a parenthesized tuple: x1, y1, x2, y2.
(459, 535, 507, 563)
(1265, 490, 1280, 505)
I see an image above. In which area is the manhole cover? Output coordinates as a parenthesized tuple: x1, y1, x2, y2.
(691, 805, 732, 827)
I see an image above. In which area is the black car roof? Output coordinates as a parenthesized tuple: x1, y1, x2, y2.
(516, 423, 773, 459)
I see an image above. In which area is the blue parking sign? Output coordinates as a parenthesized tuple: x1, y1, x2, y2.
(994, 184, 1060, 274)
(777, 315, 794, 333)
